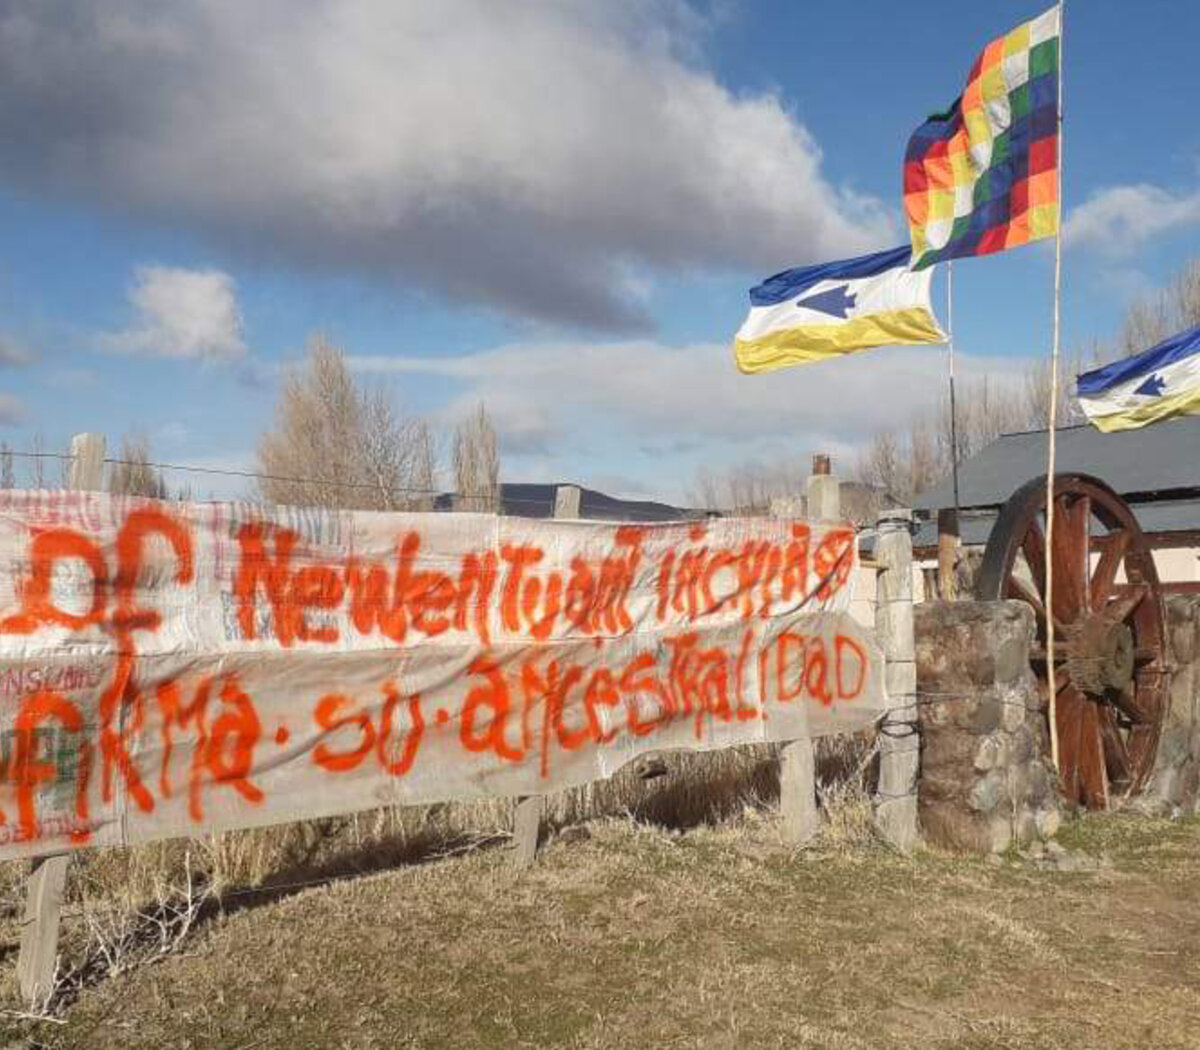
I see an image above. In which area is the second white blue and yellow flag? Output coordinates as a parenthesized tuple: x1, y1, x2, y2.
(734, 245, 946, 374)
(1077, 323, 1200, 432)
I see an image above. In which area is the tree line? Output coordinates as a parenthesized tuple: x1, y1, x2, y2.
(858, 259, 1200, 504)
(1, 335, 502, 512)
(3, 259, 1197, 513)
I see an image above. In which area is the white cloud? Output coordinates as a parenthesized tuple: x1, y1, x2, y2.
(349, 340, 1025, 465)
(0, 1, 894, 330)
(0, 393, 23, 424)
(105, 266, 246, 361)
(1065, 183, 1200, 256)
(0, 333, 31, 366)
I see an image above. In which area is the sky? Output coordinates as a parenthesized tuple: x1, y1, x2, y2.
(0, 0, 1198, 504)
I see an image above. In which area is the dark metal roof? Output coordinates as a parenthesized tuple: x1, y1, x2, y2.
(913, 512, 998, 551)
(913, 498, 1200, 552)
(915, 416, 1200, 512)
(435, 483, 701, 522)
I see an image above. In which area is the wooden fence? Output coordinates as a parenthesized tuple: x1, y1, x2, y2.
(4, 434, 912, 1003)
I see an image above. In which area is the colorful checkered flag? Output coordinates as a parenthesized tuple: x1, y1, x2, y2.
(904, 6, 1060, 269)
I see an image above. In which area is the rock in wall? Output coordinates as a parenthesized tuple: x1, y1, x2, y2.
(915, 600, 1062, 854)
(1140, 596, 1200, 815)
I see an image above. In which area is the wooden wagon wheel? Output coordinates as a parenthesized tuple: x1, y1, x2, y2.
(975, 474, 1170, 809)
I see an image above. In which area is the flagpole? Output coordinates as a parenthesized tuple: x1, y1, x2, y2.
(1044, 0, 1065, 774)
(948, 261, 961, 513)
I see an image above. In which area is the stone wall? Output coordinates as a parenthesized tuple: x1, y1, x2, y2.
(914, 601, 1062, 853)
(1140, 596, 1200, 815)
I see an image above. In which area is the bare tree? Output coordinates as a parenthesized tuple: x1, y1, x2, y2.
(258, 335, 434, 511)
(1121, 259, 1200, 353)
(29, 433, 46, 489)
(856, 431, 904, 503)
(859, 356, 1085, 505)
(107, 434, 168, 498)
(859, 258, 1200, 505)
(452, 403, 501, 513)
(687, 458, 804, 515)
(0, 441, 13, 489)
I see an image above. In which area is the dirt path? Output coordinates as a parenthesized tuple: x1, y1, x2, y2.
(4, 812, 1199, 1049)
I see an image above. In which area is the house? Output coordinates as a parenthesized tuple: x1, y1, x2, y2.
(913, 416, 1200, 594)
(440, 472, 893, 525)
(436, 482, 703, 522)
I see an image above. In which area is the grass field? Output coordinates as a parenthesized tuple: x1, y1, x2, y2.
(0, 805, 1197, 1050)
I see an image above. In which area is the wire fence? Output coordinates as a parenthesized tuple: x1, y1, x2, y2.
(0, 442, 978, 805)
(1, 446, 876, 523)
(1, 446, 1025, 829)
(0, 448, 647, 513)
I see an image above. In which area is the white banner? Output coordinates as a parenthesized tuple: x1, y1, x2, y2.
(0, 492, 884, 859)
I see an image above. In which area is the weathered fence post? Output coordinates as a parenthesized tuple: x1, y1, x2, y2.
(511, 795, 543, 868)
(511, 484, 582, 868)
(778, 455, 838, 846)
(18, 432, 105, 1005)
(873, 508, 919, 851)
(937, 507, 960, 601)
(553, 484, 581, 521)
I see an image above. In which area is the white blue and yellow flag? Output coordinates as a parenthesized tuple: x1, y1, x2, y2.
(734, 245, 946, 374)
(1077, 323, 1200, 433)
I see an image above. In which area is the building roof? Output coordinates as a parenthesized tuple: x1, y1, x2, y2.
(912, 497, 1200, 552)
(915, 415, 1200, 513)
(435, 483, 701, 522)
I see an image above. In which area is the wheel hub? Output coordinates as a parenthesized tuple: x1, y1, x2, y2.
(1065, 614, 1134, 695)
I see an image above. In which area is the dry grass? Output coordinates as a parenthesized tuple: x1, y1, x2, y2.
(30, 733, 1175, 1048)
(0, 739, 873, 1017)
(6, 737, 853, 916)
(0, 808, 1193, 1049)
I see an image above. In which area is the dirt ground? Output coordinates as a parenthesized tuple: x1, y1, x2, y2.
(1, 810, 1198, 1050)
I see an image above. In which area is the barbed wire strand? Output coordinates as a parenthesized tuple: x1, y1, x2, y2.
(0, 456, 1045, 847)
(3, 449, 684, 513)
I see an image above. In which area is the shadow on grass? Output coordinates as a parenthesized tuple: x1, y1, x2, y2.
(44, 731, 879, 1014)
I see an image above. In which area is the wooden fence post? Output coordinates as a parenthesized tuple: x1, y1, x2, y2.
(873, 508, 919, 852)
(511, 484, 581, 867)
(17, 432, 105, 1005)
(778, 456, 837, 846)
(937, 507, 960, 601)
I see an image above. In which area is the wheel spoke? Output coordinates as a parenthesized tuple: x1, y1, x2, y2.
(1056, 683, 1089, 806)
(1077, 700, 1110, 809)
(1134, 646, 1162, 668)
(1104, 584, 1148, 626)
(1098, 705, 1133, 790)
(1050, 495, 1088, 623)
(1110, 685, 1148, 724)
(1091, 530, 1131, 611)
(1075, 495, 1093, 611)
(1125, 723, 1163, 792)
(1028, 643, 1069, 665)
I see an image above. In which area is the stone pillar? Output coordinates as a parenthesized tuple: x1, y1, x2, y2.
(915, 600, 1062, 854)
(1142, 596, 1200, 815)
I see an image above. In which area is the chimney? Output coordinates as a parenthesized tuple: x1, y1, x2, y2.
(811, 453, 832, 477)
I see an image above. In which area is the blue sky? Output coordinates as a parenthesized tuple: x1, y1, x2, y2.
(1, 1, 1197, 502)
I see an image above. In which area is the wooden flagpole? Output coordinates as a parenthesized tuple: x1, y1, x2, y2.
(1044, 0, 1065, 772)
(948, 261, 961, 513)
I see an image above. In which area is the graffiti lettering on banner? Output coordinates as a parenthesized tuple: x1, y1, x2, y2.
(0, 491, 884, 859)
